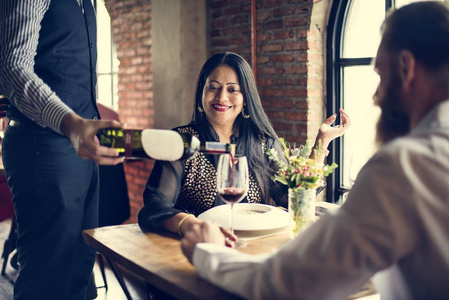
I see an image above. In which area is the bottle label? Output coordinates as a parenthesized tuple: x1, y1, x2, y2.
(203, 142, 235, 155)
(124, 130, 133, 157)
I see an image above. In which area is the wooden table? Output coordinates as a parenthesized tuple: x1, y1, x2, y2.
(83, 224, 290, 300)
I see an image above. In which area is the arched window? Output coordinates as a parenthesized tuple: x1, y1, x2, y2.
(326, 0, 443, 203)
(95, 0, 120, 110)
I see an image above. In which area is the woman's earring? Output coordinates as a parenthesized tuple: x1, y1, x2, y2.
(198, 106, 204, 113)
(241, 106, 250, 119)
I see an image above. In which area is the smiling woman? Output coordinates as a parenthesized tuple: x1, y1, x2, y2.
(138, 52, 349, 239)
(138, 52, 288, 236)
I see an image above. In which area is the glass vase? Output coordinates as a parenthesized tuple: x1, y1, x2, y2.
(288, 188, 316, 239)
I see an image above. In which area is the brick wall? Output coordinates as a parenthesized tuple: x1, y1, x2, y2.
(208, 0, 325, 144)
(105, 0, 154, 223)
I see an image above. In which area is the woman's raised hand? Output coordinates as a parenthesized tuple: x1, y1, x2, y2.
(317, 108, 351, 148)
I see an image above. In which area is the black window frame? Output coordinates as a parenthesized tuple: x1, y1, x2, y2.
(326, 0, 396, 203)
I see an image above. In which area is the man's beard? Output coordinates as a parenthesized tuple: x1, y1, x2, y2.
(375, 72, 411, 147)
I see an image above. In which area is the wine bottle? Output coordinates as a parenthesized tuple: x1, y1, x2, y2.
(97, 128, 235, 161)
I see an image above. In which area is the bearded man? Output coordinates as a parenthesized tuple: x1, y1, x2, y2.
(180, 2, 449, 300)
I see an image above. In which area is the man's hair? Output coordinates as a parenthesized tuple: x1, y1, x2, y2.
(381, 2, 449, 70)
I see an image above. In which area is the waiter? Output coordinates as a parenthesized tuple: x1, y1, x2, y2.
(0, 1, 124, 299)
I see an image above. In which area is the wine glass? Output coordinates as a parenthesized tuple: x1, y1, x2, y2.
(348, 153, 361, 187)
(348, 151, 371, 187)
(217, 154, 249, 248)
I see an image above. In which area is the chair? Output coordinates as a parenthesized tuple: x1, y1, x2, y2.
(1, 216, 18, 284)
(93, 163, 131, 298)
(98, 164, 130, 227)
(0, 174, 14, 222)
(97, 103, 130, 228)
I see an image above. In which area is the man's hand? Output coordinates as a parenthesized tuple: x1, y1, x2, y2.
(181, 221, 230, 264)
(60, 112, 125, 165)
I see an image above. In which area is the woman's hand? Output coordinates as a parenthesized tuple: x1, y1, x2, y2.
(316, 108, 351, 148)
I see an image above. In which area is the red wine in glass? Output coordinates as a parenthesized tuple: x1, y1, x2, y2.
(218, 187, 246, 204)
(217, 155, 249, 248)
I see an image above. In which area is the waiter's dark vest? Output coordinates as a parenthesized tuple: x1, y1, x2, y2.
(8, 0, 99, 123)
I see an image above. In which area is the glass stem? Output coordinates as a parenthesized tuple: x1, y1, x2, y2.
(229, 203, 234, 235)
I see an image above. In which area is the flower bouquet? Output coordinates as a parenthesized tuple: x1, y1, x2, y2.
(267, 138, 337, 238)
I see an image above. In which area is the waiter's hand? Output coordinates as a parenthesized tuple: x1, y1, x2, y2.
(61, 112, 125, 165)
(181, 221, 228, 264)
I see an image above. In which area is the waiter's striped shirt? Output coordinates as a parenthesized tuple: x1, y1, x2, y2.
(0, 0, 86, 134)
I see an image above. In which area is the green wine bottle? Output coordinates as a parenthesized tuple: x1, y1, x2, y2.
(97, 128, 235, 161)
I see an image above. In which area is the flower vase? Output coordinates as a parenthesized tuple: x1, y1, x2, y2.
(288, 188, 316, 239)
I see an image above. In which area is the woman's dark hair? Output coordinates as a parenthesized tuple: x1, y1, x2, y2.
(192, 52, 281, 203)
(381, 2, 449, 70)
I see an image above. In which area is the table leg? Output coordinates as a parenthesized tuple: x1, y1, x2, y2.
(103, 255, 133, 300)
(96, 253, 108, 290)
(144, 282, 156, 300)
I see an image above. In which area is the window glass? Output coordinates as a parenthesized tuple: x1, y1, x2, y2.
(342, 65, 380, 187)
(330, 0, 446, 201)
(97, 75, 112, 108)
(97, 1, 112, 74)
(342, 0, 384, 58)
(96, 0, 120, 109)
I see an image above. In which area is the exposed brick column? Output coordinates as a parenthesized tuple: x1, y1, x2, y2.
(307, 0, 331, 142)
(208, 0, 325, 145)
(105, 0, 154, 223)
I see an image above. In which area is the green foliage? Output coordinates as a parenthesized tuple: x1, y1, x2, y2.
(267, 138, 338, 191)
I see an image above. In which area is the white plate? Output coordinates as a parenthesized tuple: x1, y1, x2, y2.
(198, 203, 290, 231)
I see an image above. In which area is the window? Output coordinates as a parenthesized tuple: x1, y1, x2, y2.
(95, 0, 120, 110)
(326, 0, 443, 203)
